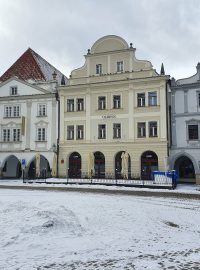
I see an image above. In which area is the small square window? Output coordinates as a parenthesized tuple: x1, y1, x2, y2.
(96, 64, 102, 75)
(113, 95, 121, 109)
(98, 124, 106, 139)
(137, 93, 145, 107)
(38, 104, 47, 116)
(10, 86, 18, 95)
(67, 126, 74, 140)
(137, 122, 146, 138)
(149, 122, 158, 137)
(98, 96, 106, 110)
(117, 61, 123, 72)
(67, 99, 74, 112)
(148, 92, 157, 106)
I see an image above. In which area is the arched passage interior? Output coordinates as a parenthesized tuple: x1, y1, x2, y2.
(28, 155, 51, 179)
(174, 155, 195, 182)
(68, 152, 81, 178)
(94, 151, 105, 178)
(141, 151, 158, 180)
(2, 155, 22, 178)
(115, 151, 131, 179)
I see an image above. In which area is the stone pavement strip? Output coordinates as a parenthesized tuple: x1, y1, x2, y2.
(0, 184, 200, 200)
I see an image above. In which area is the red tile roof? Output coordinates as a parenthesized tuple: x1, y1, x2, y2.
(0, 48, 67, 85)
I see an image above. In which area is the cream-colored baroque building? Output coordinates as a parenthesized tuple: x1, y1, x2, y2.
(59, 35, 170, 179)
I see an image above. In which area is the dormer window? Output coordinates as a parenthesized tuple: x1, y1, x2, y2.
(10, 86, 18, 96)
(96, 64, 102, 75)
(117, 61, 123, 72)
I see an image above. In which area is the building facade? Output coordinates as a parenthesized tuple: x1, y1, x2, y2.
(59, 35, 170, 179)
(170, 63, 200, 184)
(0, 77, 58, 178)
(0, 48, 67, 179)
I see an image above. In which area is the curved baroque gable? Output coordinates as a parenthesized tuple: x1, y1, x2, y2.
(91, 35, 129, 54)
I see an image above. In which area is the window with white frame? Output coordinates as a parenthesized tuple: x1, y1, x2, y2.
(113, 95, 121, 109)
(113, 123, 121, 139)
(98, 124, 106, 139)
(4, 105, 20, 118)
(77, 98, 84, 111)
(137, 122, 146, 138)
(137, 93, 145, 107)
(77, 125, 84, 139)
(3, 129, 10, 142)
(13, 128, 21, 141)
(96, 64, 102, 75)
(37, 127, 46, 141)
(38, 104, 47, 116)
(148, 92, 157, 106)
(117, 61, 123, 72)
(67, 99, 74, 112)
(149, 122, 158, 137)
(67, 125, 74, 140)
(98, 96, 106, 110)
(10, 86, 18, 95)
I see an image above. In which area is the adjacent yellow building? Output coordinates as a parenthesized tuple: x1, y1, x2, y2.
(58, 35, 169, 179)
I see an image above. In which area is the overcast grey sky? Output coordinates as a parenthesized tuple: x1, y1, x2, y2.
(0, 0, 200, 79)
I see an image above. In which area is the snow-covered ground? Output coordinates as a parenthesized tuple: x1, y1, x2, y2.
(1, 189, 200, 270)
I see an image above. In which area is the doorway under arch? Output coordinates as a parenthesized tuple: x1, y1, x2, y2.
(141, 151, 158, 180)
(28, 155, 51, 179)
(94, 151, 105, 178)
(174, 155, 195, 182)
(115, 151, 131, 179)
(68, 152, 81, 178)
(2, 155, 22, 179)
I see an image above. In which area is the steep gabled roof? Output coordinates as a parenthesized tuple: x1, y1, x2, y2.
(0, 48, 67, 85)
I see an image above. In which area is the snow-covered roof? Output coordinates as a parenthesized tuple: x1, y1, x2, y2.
(0, 48, 68, 85)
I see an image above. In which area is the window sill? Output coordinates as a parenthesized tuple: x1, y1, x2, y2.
(3, 116, 21, 119)
(35, 140, 47, 142)
(0, 141, 22, 143)
(37, 115, 47, 117)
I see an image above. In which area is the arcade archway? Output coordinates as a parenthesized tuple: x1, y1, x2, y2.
(141, 151, 158, 180)
(68, 152, 81, 178)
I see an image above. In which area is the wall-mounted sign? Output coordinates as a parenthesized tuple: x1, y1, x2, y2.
(101, 115, 116, 119)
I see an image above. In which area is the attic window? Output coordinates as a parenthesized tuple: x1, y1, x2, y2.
(10, 86, 18, 96)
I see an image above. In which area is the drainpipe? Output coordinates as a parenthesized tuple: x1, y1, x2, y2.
(55, 86, 60, 178)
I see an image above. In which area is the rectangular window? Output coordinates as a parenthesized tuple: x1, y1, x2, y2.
(10, 86, 17, 95)
(37, 128, 46, 141)
(198, 93, 200, 107)
(137, 93, 145, 107)
(67, 99, 74, 112)
(137, 122, 146, 138)
(149, 122, 158, 137)
(4, 105, 20, 117)
(98, 124, 106, 139)
(13, 128, 21, 141)
(113, 123, 121, 139)
(5, 106, 12, 117)
(96, 64, 102, 75)
(13, 105, 20, 117)
(3, 129, 10, 142)
(77, 98, 84, 111)
(38, 104, 47, 116)
(113, 95, 121, 109)
(148, 92, 157, 106)
(188, 125, 198, 140)
(77, 125, 84, 140)
(117, 61, 123, 72)
(67, 126, 74, 140)
(98, 96, 106, 110)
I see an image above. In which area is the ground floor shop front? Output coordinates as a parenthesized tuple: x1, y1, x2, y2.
(58, 142, 168, 180)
